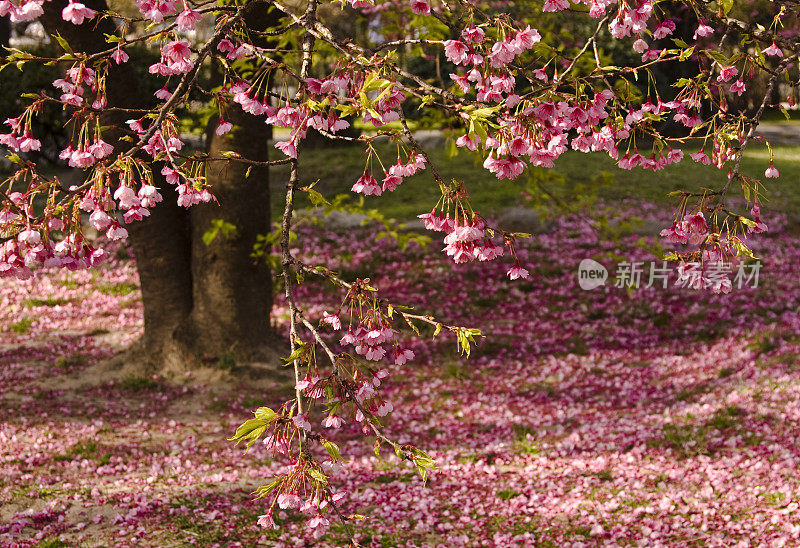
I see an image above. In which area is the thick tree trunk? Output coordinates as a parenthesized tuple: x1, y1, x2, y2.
(39, 0, 284, 376)
(182, 108, 278, 363)
(177, 3, 283, 366)
(0, 18, 10, 48)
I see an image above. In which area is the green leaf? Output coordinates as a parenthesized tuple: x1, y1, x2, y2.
(228, 418, 269, 449)
(704, 50, 729, 65)
(255, 407, 276, 421)
(721, 0, 734, 15)
(307, 468, 328, 484)
(322, 440, 341, 461)
(202, 219, 238, 246)
(253, 478, 282, 498)
(281, 342, 306, 364)
(6, 153, 24, 166)
(229, 407, 277, 449)
(52, 33, 72, 53)
(308, 188, 329, 206)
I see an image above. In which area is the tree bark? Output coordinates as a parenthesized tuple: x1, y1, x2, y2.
(183, 107, 277, 363)
(0, 17, 10, 49)
(176, 2, 283, 365)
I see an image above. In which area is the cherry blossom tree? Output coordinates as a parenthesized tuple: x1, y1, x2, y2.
(1, 0, 798, 540)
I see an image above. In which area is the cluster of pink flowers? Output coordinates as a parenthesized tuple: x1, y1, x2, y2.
(134, 0, 178, 23)
(660, 212, 709, 247)
(0, 197, 106, 278)
(418, 209, 506, 265)
(0, 0, 44, 22)
(59, 138, 113, 169)
(228, 77, 352, 159)
(688, 142, 737, 169)
(158, 164, 214, 207)
(52, 65, 104, 109)
(658, 208, 770, 294)
(351, 153, 426, 196)
(0, 115, 40, 153)
(149, 40, 193, 78)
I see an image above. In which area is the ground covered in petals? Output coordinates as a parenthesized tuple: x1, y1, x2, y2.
(1, 203, 799, 547)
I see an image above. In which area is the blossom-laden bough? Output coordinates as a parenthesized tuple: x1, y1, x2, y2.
(1, 0, 799, 540)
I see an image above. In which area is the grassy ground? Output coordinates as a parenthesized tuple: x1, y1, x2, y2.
(271, 143, 800, 222)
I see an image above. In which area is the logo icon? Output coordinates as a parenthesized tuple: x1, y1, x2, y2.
(578, 259, 608, 290)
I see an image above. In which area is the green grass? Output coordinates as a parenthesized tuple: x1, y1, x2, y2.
(53, 440, 100, 462)
(34, 538, 71, 548)
(272, 143, 800, 221)
(9, 317, 35, 333)
(119, 374, 161, 392)
(23, 298, 70, 308)
(96, 282, 138, 296)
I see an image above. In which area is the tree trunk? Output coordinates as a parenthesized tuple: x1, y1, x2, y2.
(176, 3, 283, 367)
(39, 0, 284, 377)
(182, 107, 278, 364)
(0, 17, 10, 49)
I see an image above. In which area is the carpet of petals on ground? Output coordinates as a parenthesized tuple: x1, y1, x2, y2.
(1, 202, 799, 546)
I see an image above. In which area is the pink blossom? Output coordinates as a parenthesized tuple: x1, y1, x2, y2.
(135, 0, 178, 23)
(410, 0, 430, 15)
(111, 48, 129, 64)
(351, 173, 381, 196)
(106, 225, 128, 240)
(126, 118, 144, 132)
(89, 139, 113, 159)
(443, 40, 469, 65)
(307, 515, 330, 530)
(507, 263, 530, 280)
(61, 0, 95, 25)
(257, 513, 277, 529)
(765, 162, 779, 178)
(690, 151, 711, 165)
(292, 413, 311, 431)
(633, 39, 648, 53)
(462, 26, 484, 44)
(382, 172, 402, 192)
(653, 20, 676, 39)
(694, 22, 714, 39)
(321, 311, 341, 330)
(763, 42, 783, 57)
(114, 186, 139, 209)
(488, 40, 517, 67)
(322, 414, 344, 429)
(717, 65, 738, 82)
(138, 185, 163, 208)
(215, 120, 233, 136)
(513, 26, 541, 51)
(274, 140, 297, 159)
(543, 0, 570, 11)
(18, 135, 41, 152)
(17, 229, 40, 246)
(395, 348, 415, 365)
(276, 493, 303, 509)
(176, 7, 202, 31)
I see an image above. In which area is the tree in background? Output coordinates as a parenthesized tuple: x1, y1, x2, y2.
(1, 0, 797, 539)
